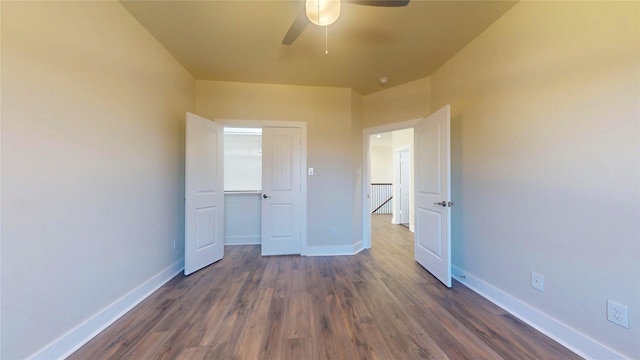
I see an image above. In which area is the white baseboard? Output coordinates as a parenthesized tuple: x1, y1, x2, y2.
(303, 241, 365, 256)
(29, 258, 185, 360)
(451, 266, 626, 360)
(224, 235, 261, 245)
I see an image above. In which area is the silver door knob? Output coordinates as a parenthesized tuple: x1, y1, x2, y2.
(434, 201, 447, 207)
(263, 194, 271, 199)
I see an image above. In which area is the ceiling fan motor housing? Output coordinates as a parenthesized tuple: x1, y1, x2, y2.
(306, 0, 341, 26)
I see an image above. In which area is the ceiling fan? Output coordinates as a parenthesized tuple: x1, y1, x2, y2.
(282, 0, 410, 45)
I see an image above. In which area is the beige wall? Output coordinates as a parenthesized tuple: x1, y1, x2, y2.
(363, 77, 431, 128)
(350, 90, 364, 247)
(430, 1, 639, 358)
(196, 81, 363, 248)
(0, 2, 195, 358)
(370, 142, 394, 183)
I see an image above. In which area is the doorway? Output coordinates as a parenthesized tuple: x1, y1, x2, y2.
(219, 120, 307, 256)
(185, 114, 308, 274)
(223, 127, 263, 246)
(367, 128, 415, 253)
(362, 105, 452, 288)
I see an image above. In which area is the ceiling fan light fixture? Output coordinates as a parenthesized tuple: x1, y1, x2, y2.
(306, 0, 341, 26)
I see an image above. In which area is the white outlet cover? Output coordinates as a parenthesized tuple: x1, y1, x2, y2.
(607, 300, 629, 328)
(531, 272, 544, 291)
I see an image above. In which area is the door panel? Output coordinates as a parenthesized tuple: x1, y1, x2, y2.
(185, 113, 224, 275)
(414, 105, 451, 287)
(262, 127, 301, 255)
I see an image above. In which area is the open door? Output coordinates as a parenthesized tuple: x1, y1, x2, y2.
(261, 127, 302, 255)
(185, 112, 224, 275)
(414, 105, 452, 287)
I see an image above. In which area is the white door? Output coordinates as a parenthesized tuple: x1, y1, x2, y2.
(185, 113, 224, 275)
(414, 105, 452, 287)
(261, 127, 301, 255)
(399, 150, 411, 225)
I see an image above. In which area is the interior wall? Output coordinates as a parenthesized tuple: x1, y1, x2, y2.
(370, 142, 394, 183)
(0, 2, 195, 358)
(350, 90, 364, 248)
(430, 1, 640, 358)
(363, 77, 431, 128)
(196, 81, 362, 248)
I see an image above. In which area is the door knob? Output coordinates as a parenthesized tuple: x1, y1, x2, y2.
(434, 201, 447, 207)
(263, 194, 271, 199)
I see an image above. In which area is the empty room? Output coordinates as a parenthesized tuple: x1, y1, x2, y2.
(1, 1, 638, 359)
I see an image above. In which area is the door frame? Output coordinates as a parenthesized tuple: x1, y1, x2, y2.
(217, 119, 307, 254)
(362, 119, 419, 249)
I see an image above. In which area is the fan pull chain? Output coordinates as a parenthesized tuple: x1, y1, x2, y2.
(325, 26, 329, 55)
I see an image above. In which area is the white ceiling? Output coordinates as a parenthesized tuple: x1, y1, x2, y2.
(121, 0, 517, 95)
(370, 131, 392, 147)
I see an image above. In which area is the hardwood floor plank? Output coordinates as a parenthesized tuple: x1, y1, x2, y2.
(70, 215, 581, 360)
(198, 271, 249, 346)
(174, 346, 209, 360)
(259, 297, 288, 359)
(286, 293, 313, 339)
(282, 337, 312, 359)
(232, 288, 274, 359)
(308, 292, 342, 360)
(204, 272, 265, 358)
(352, 276, 425, 336)
(336, 294, 397, 359)
(290, 255, 308, 295)
(121, 331, 170, 360)
(273, 256, 293, 299)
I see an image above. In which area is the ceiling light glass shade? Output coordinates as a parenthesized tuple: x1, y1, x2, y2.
(306, 0, 341, 26)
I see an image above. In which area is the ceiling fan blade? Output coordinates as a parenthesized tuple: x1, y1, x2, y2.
(282, 12, 308, 45)
(345, 0, 410, 6)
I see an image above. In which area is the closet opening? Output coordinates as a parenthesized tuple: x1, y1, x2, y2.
(223, 127, 262, 245)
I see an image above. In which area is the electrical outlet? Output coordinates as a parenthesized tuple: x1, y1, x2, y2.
(530, 272, 544, 291)
(173, 239, 177, 250)
(330, 227, 337, 236)
(607, 300, 629, 328)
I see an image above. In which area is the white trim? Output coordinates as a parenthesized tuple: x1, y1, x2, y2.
(451, 266, 626, 360)
(302, 241, 365, 256)
(362, 118, 421, 249)
(28, 259, 185, 360)
(216, 119, 307, 255)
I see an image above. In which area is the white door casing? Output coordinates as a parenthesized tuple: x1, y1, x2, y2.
(414, 105, 452, 287)
(185, 113, 224, 275)
(261, 127, 302, 255)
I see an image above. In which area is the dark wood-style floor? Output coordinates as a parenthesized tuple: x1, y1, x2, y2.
(69, 215, 581, 359)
